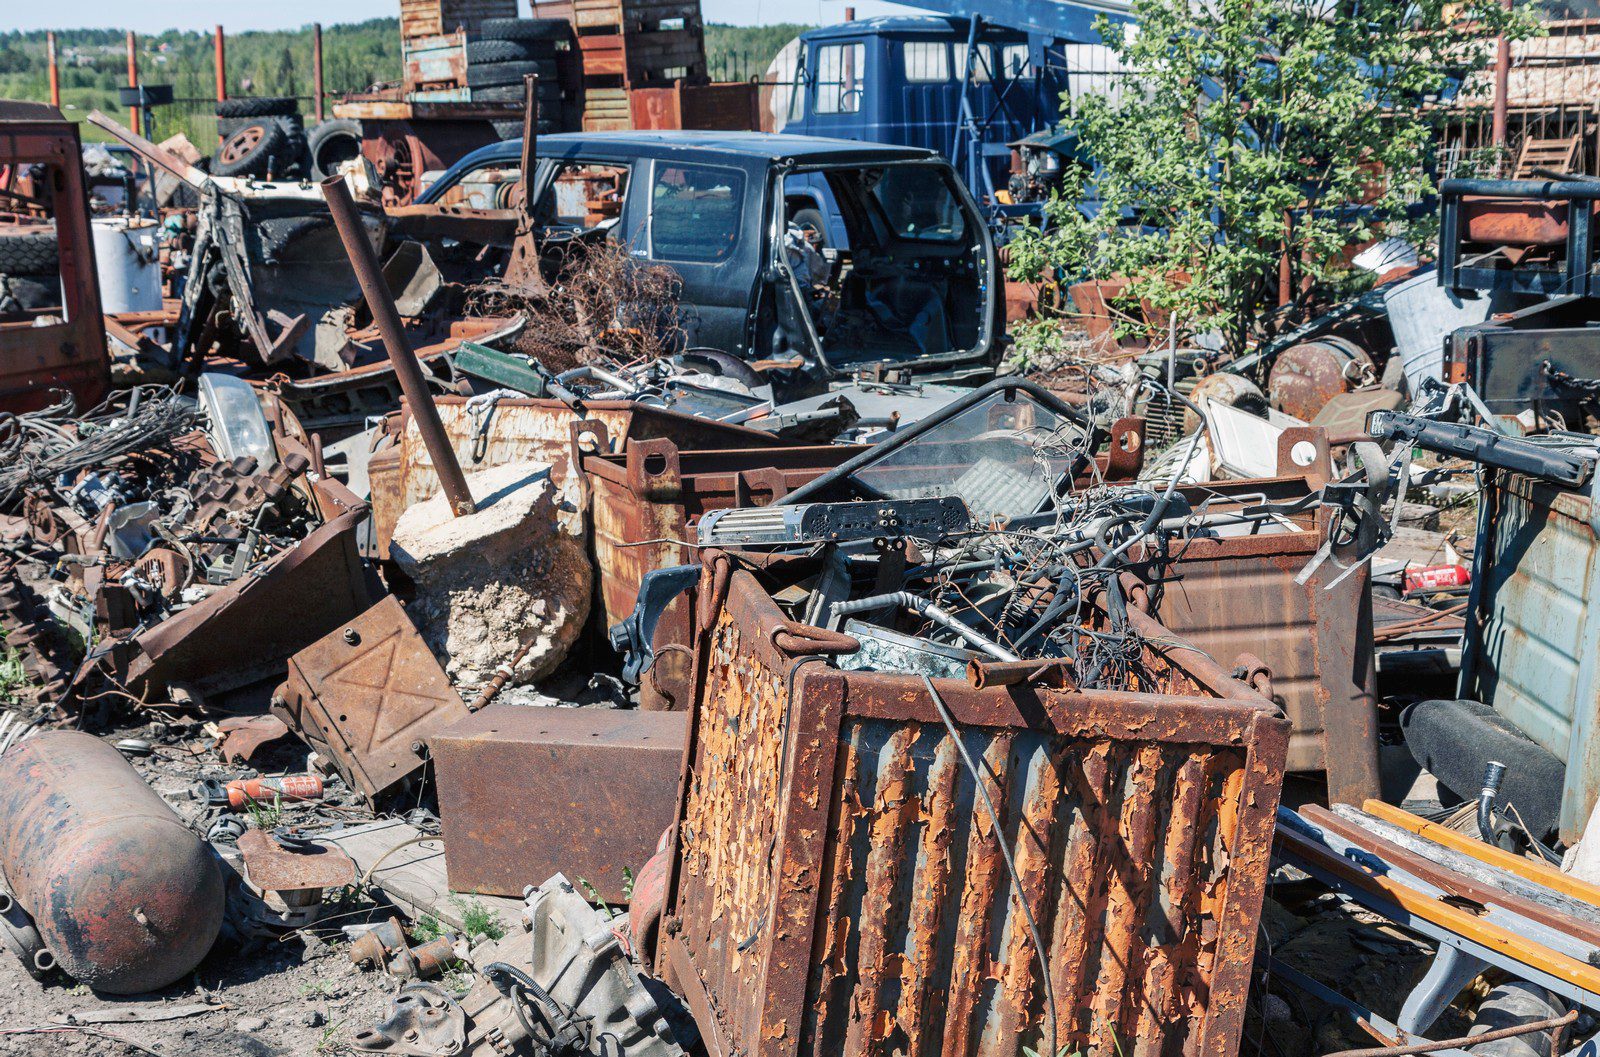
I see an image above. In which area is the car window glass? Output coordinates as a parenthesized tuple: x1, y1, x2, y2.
(816, 43, 865, 114)
(867, 166, 966, 242)
(1001, 43, 1033, 79)
(956, 43, 993, 83)
(650, 163, 744, 263)
(542, 163, 629, 229)
(903, 41, 949, 82)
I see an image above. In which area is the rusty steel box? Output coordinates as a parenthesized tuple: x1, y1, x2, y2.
(434, 704, 688, 904)
(662, 562, 1289, 1057)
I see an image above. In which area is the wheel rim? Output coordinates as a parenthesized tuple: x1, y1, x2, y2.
(220, 125, 266, 163)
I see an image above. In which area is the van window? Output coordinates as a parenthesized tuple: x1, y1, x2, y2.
(867, 166, 966, 242)
(650, 163, 744, 264)
(956, 43, 993, 83)
(816, 43, 865, 114)
(903, 41, 949, 82)
(1000, 44, 1033, 79)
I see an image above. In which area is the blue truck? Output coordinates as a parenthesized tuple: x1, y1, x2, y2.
(765, 0, 1132, 225)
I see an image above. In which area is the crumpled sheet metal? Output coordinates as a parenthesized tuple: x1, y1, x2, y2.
(662, 567, 1289, 1057)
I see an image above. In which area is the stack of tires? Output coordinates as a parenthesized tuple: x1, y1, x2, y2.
(469, 18, 572, 138)
(213, 98, 307, 180)
(0, 222, 60, 316)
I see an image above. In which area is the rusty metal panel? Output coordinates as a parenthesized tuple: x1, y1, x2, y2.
(665, 569, 1289, 1057)
(1462, 469, 1600, 843)
(278, 594, 469, 801)
(1134, 479, 1378, 805)
(433, 704, 687, 903)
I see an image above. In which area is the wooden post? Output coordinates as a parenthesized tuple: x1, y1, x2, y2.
(126, 31, 140, 137)
(46, 33, 60, 109)
(215, 26, 227, 102)
(313, 23, 325, 122)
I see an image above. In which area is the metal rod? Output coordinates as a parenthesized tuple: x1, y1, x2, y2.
(1321, 1010, 1576, 1057)
(46, 34, 60, 109)
(1492, 0, 1512, 153)
(312, 24, 325, 123)
(214, 26, 227, 104)
(320, 175, 476, 517)
(125, 32, 140, 137)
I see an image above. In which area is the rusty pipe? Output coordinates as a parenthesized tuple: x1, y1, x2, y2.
(1323, 1010, 1576, 1057)
(46, 33, 60, 109)
(321, 175, 475, 516)
(0, 731, 225, 993)
(967, 657, 1077, 690)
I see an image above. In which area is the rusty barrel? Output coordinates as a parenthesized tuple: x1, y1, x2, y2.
(0, 731, 224, 993)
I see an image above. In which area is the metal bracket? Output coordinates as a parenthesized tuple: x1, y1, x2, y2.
(610, 565, 700, 684)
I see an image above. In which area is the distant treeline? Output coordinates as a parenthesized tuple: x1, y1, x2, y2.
(0, 20, 810, 143)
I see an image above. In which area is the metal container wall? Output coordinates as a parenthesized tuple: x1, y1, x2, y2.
(662, 568, 1289, 1057)
(1462, 469, 1600, 842)
(1136, 476, 1379, 805)
(0, 731, 225, 994)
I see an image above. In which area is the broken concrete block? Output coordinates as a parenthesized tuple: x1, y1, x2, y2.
(390, 462, 590, 687)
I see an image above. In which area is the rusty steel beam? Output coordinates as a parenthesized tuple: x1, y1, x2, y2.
(321, 174, 475, 516)
(1492, 0, 1512, 150)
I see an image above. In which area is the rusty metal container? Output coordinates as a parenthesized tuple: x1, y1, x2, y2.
(1135, 472, 1379, 806)
(0, 731, 225, 993)
(662, 564, 1289, 1057)
(433, 704, 688, 903)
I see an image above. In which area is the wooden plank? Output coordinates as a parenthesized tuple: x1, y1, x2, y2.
(322, 818, 525, 936)
(1363, 799, 1600, 908)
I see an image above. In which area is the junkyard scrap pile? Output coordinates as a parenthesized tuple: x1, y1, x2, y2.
(7, 92, 1600, 1057)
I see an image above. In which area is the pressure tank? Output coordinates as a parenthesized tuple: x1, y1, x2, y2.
(0, 731, 224, 993)
(90, 215, 162, 314)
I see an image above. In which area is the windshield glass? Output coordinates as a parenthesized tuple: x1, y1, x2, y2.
(867, 165, 965, 242)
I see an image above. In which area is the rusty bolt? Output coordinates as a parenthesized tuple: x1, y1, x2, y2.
(343, 628, 361, 646)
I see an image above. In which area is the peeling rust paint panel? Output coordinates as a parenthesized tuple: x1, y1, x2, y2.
(667, 570, 1290, 1057)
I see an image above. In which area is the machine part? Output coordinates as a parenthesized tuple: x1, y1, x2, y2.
(432, 706, 687, 904)
(665, 563, 1286, 1057)
(1185, 371, 1269, 433)
(214, 715, 292, 765)
(275, 595, 470, 802)
(351, 918, 462, 980)
(349, 917, 410, 971)
(1479, 759, 1509, 844)
(517, 874, 686, 1057)
(1366, 411, 1597, 488)
(323, 174, 476, 517)
(0, 731, 225, 993)
(1267, 337, 1375, 421)
(352, 982, 467, 1056)
(830, 591, 1020, 661)
(0, 887, 54, 978)
(1404, 699, 1566, 844)
(627, 834, 673, 965)
(236, 828, 356, 930)
(834, 619, 977, 679)
(1438, 177, 1600, 298)
(609, 564, 699, 684)
(696, 496, 971, 549)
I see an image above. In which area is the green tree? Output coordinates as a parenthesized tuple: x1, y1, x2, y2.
(1007, 0, 1533, 356)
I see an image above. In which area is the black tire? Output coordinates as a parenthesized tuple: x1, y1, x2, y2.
(491, 118, 559, 139)
(0, 228, 57, 275)
(790, 206, 829, 248)
(307, 118, 364, 180)
(215, 96, 299, 119)
(253, 215, 332, 264)
(466, 39, 555, 65)
(472, 85, 563, 108)
(212, 120, 292, 178)
(467, 59, 561, 88)
(478, 18, 570, 42)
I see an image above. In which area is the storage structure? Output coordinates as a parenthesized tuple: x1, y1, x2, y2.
(533, 0, 710, 129)
(661, 562, 1290, 1057)
(400, 0, 517, 40)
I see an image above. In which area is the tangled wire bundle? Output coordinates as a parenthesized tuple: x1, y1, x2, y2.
(0, 387, 200, 510)
(466, 238, 689, 372)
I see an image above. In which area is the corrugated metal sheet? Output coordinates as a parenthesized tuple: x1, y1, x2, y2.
(663, 567, 1289, 1057)
(1463, 469, 1600, 842)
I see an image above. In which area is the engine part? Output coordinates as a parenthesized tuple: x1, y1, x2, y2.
(1267, 336, 1374, 421)
(353, 982, 467, 1056)
(697, 496, 971, 548)
(1367, 410, 1598, 487)
(0, 731, 225, 993)
(351, 917, 463, 980)
(0, 887, 54, 978)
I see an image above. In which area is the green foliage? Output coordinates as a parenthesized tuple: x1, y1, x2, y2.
(452, 897, 505, 941)
(1006, 0, 1534, 354)
(0, 639, 25, 707)
(245, 793, 284, 830)
(410, 912, 445, 943)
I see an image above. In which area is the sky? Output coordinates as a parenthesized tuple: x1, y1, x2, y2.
(8, 0, 926, 34)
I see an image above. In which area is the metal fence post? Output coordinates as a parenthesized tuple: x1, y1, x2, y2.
(313, 24, 325, 123)
(46, 33, 59, 109)
(215, 26, 227, 103)
(126, 31, 140, 137)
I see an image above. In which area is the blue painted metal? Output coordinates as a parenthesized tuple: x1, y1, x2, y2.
(1462, 469, 1600, 844)
(782, 6, 1129, 204)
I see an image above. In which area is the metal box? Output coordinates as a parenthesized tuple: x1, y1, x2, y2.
(663, 563, 1289, 1057)
(434, 705, 688, 903)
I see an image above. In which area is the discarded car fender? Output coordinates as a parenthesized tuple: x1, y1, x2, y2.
(0, 731, 225, 993)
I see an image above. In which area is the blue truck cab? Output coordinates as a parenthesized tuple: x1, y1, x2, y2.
(766, 3, 1130, 216)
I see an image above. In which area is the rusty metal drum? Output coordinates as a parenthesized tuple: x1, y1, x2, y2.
(0, 731, 224, 993)
(1267, 336, 1375, 421)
